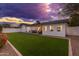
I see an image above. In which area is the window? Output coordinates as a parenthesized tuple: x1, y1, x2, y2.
(57, 25, 62, 32)
(43, 26, 47, 31)
(37, 27, 40, 31)
(50, 25, 54, 31)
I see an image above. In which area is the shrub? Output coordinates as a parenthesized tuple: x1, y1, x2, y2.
(0, 37, 4, 48)
(68, 13, 79, 26)
(0, 34, 7, 48)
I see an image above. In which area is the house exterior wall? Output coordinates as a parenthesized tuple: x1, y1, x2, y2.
(2, 25, 29, 33)
(2, 28, 21, 33)
(30, 26, 37, 31)
(42, 23, 67, 37)
(67, 26, 79, 36)
(26, 27, 31, 32)
(20, 25, 27, 32)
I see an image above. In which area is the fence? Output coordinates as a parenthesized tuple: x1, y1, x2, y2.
(2, 28, 21, 33)
(67, 26, 79, 36)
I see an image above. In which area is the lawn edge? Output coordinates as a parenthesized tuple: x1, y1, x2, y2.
(68, 38, 73, 56)
(25, 32, 68, 39)
(7, 41, 22, 56)
(8, 32, 69, 56)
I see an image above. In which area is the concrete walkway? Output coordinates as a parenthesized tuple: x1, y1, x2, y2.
(0, 41, 21, 56)
(68, 36, 79, 56)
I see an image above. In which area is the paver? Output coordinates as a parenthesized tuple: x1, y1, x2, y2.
(0, 42, 20, 56)
(68, 36, 79, 56)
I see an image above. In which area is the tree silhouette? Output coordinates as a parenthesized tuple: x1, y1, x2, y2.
(62, 3, 79, 26)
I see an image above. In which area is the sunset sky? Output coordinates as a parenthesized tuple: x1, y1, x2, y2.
(0, 3, 65, 21)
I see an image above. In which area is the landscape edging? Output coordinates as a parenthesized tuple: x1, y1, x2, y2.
(68, 38, 73, 56)
(7, 41, 22, 56)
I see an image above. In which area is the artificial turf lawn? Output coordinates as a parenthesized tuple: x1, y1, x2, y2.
(8, 32, 68, 56)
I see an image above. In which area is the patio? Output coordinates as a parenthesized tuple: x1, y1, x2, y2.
(68, 35, 79, 56)
(0, 41, 22, 56)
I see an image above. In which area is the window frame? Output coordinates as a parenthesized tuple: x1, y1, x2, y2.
(57, 25, 62, 32)
(50, 25, 54, 31)
(43, 26, 47, 32)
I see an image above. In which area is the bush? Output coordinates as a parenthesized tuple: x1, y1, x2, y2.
(0, 37, 4, 48)
(68, 13, 79, 26)
(0, 34, 7, 48)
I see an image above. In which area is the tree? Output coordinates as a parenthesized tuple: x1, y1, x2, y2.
(62, 3, 79, 26)
(62, 3, 79, 16)
(69, 13, 79, 26)
(36, 21, 40, 24)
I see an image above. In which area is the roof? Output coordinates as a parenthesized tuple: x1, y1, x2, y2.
(20, 19, 69, 26)
(40, 19, 68, 25)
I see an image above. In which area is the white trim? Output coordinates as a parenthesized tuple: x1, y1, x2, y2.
(68, 38, 73, 56)
(7, 41, 22, 56)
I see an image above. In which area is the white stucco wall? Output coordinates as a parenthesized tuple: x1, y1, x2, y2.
(67, 26, 79, 36)
(26, 27, 31, 32)
(2, 25, 32, 33)
(30, 26, 37, 30)
(21, 25, 27, 32)
(42, 24, 67, 37)
(2, 28, 21, 33)
(21, 25, 37, 32)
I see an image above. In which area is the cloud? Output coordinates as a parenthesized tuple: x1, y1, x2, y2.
(0, 17, 34, 24)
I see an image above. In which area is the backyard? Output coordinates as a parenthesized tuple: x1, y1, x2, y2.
(7, 32, 68, 56)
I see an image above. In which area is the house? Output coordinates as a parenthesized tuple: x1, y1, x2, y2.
(40, 19, 68, 37)
(1, 18, 79, 37)
(20, 19, 69, 37)
(0, 22, 21, 33)
(0, 17, 35, 33)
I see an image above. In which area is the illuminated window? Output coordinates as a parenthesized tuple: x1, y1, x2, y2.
(57, 25, 62, 32)
(50, 25, 54, 31)
(44, 26, 47, 31)
(37, 27, 40, 31)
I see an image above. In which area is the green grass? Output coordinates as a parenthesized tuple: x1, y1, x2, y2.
(8, 32, 68, 56)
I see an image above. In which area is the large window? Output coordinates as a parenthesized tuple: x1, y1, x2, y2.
(50, 25, 54, 31)
(57, 25, 62, 32)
